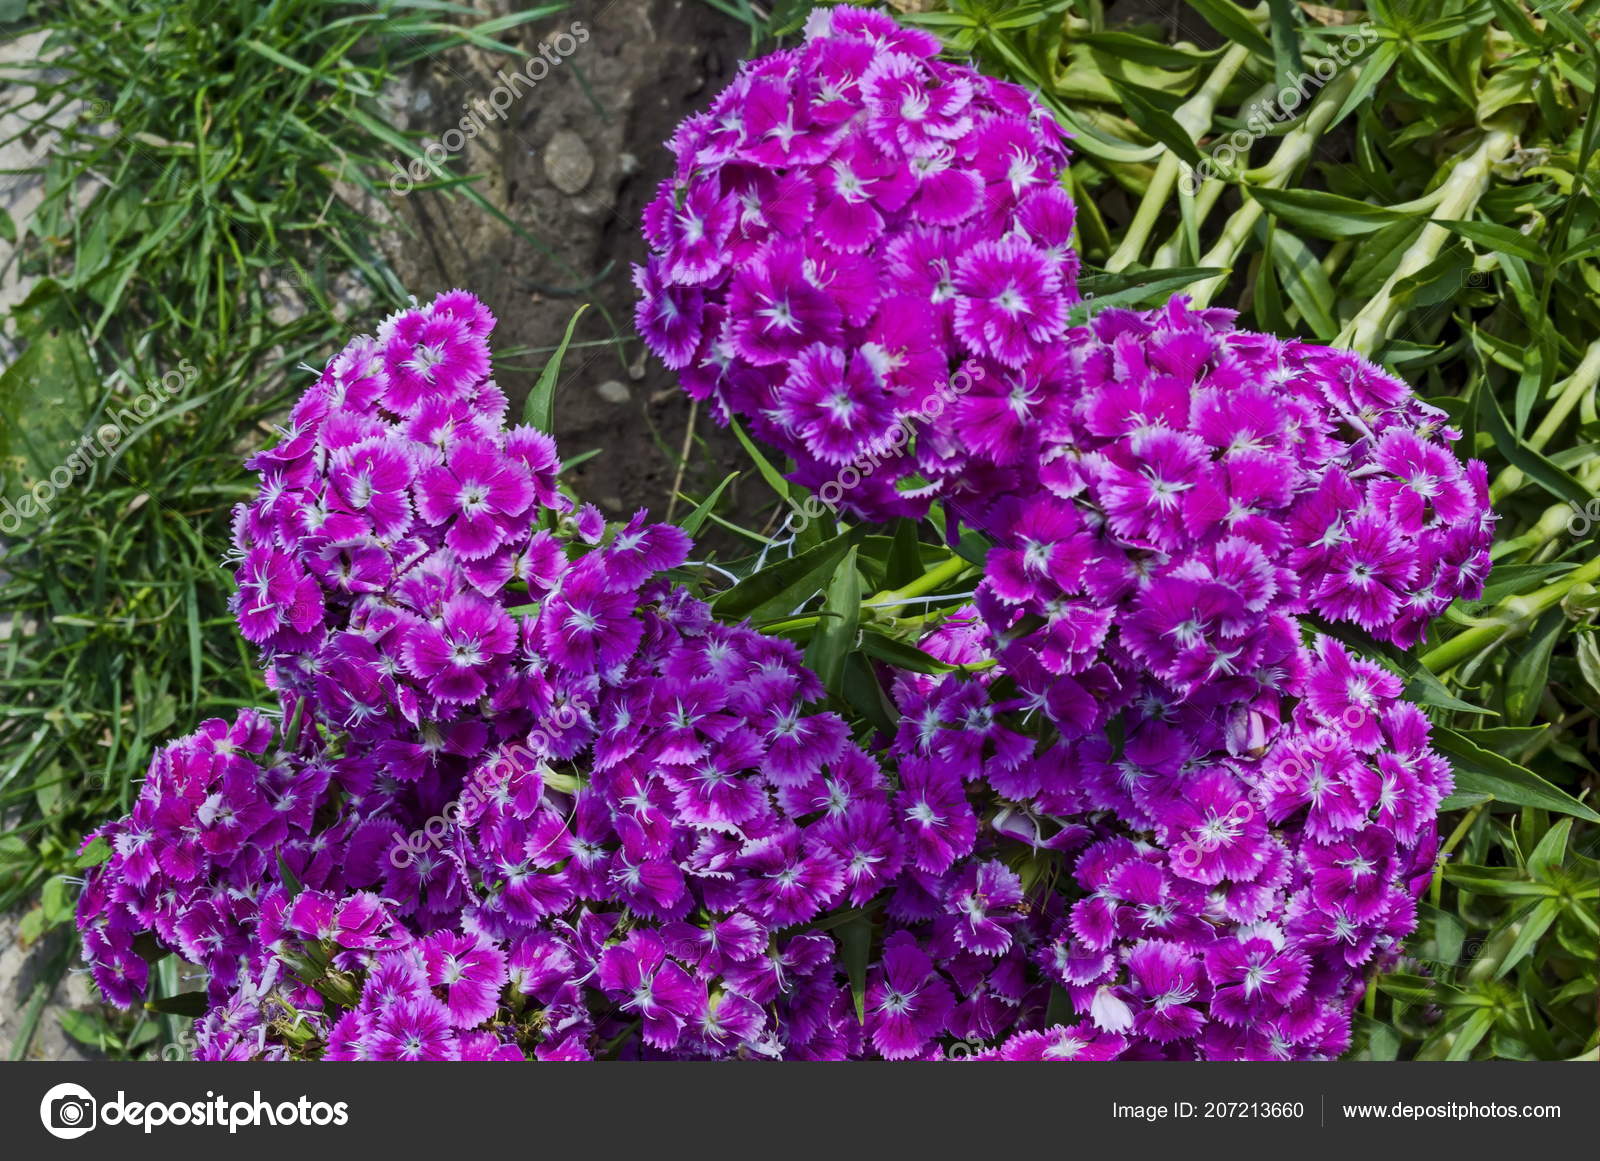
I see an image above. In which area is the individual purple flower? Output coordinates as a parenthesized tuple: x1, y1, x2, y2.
(865, 931, 954, 1059)
(421, 931, 508, 1028)
(414, 438, 535, 560)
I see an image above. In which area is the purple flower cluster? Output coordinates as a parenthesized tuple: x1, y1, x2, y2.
(888, 609, 1451, 1059)
(967, 299, 1492, 674)
(74, 290, 1053, 1060)
(634, 6, 1079, 519)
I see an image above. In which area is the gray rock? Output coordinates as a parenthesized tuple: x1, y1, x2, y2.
(596, 378, 632, 405)
(542, 129, 594, 195)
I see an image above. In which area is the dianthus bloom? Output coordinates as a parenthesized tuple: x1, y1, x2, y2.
(956, 295, 1494, 783)
(886, 610, 1451, 1060)
(79, 291, 913, 1060)
(634, 5, 1079, 520)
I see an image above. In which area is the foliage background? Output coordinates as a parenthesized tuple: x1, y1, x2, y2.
(0, 0, 1595, 1060)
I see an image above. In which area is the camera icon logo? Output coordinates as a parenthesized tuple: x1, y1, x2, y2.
(39, 1082, 97, 1140)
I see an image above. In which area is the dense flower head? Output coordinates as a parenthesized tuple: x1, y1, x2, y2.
(79, 289, 917, 1060)
(79, 261, 1481, 1058)
(634, 6, 1079, 520)
(959, 296, 1494, 740)
(885, 609, 1451, 1059)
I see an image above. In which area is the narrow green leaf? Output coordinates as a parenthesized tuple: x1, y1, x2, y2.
(838, 914, 873, 1024)
(713, 528, 864, 624)
(521, 304, 588, 433)
(1247, 187, 1411, 239)
(678, 472, 738, 539)
(144, 991, 208, 1018)
(858, 627, 956, 675)
(1185, 0, 1272, 57)
(1105, 79, 1203, 167)
(1434, 728, 1600, 822)
(1436, 219, 1548, 264)
(803, 547, 861, 696)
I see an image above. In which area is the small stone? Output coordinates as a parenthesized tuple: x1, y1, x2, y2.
(411, 88, 433, 114)
(618, 151, 640, 177)
(543, 130, 594, 195)
(596, 378, 631, 405)
(600, 495, 624, 513)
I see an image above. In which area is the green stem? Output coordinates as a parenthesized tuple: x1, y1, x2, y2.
(1421, 554, 1600, 673)
(867, 553, 973, 607)
(1187, 69, 1362, 308)
(1489, 338, 1600, 503)
(1337, 123, 1519, 356)
(1105, 38, 1255, 272)
(1430, 803, 1486, 909)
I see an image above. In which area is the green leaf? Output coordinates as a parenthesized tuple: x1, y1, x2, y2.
(1496, 899, 1562, 977)
(278, 853, 305, 901)
(1436, 219, 1548, 264)
(1072, 266, 1223, 323)
(678, 472, 738, 539)
(1331, 38, 1402, 126)
(858, 627, 956, 675)
(838, 913, 873, 1024)
(1265, 0, 1304, 96)
(1506, 610, 1564, 727)
(1526, 817, 1572, 881)
(1269, 229, 1338, 339)
(1443, 865, 1555, 896)
(1105, 79, 1203, 167)
(1434, 728, 1600, 822)
(74, 836, 112, 870)
(886, 518, 925, 591)
(713, 527, 864, 624)
(1476, 377, 1593, 506)
(1078, 31, 1223, 70)
(1247, 187, 1412, 239)
(803, 547, 861, 697)
(728, 417, 795, 503)
(57, 1009, 108, 1049)
(40, 876, 74, 925)
(1185, 0, 1272, 57)
(144, 991, 208, 1018)
(521, 304, 588, 433)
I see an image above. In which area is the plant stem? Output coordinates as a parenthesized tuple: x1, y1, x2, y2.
(1105, 39, 1255, 272)
(1421, 553, 1600, 673)
(867, 553, 973, 607)
(1489, 338, 1600, 503)
(1337, 124, 1519, 356)
(1187, 70, 1361, 308)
